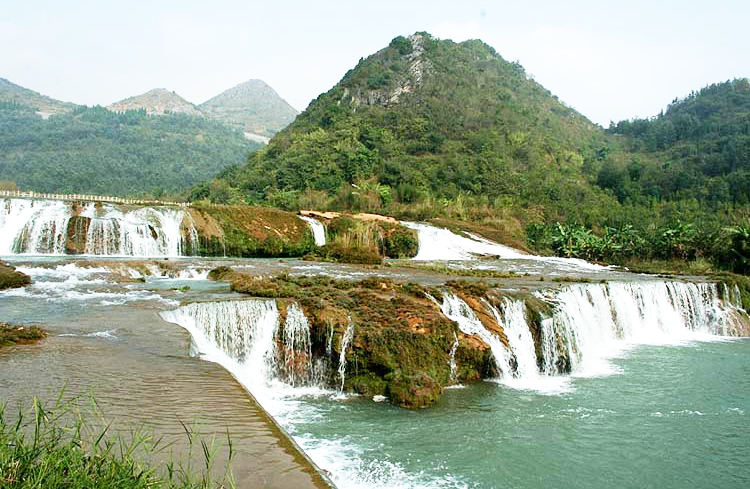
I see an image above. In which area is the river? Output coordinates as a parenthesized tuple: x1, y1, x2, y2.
(1, 210, 749, 488)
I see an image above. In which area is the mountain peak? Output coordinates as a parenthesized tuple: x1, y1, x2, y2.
(107, 88, 201, 116)
(0, 77, 77, 117)
(213, 32, 601, 209)
(198, 79, 298, 138)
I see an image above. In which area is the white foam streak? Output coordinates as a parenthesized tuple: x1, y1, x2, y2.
(338, 320, 355, 392)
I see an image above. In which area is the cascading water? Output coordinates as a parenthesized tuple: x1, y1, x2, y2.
(449, 332, 459, 383)
(536, 281, 750, 378)
(300, 216, 326, 246)
(438, 281, 748, 392)
(402, 221, 604, 271)
(160, 299, 324, 397)
(1, 199, 71, 254)
(156, 277, 749, 489)
(440, 293, 516, 378)
(280, 303, 313, 386)
(485, 298, 540, 380)
(0, 198, 197, 256)
(403, 222, 526, 260)
(337, 320, 355, 392)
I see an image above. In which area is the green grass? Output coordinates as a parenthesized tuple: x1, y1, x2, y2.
(0, 395, 235, 488)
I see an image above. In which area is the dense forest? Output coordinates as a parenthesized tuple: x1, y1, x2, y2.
(603, 79, 750, 205)
(0, 102, 260, 197)
(195, 34, 750, 274)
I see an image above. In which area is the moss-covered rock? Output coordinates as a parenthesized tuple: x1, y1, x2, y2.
(314, 242, 383, 265)
(65, 215, 91, 254)
(0, 323, 47, 347)
(387, 372, 442, 409)
(208, 266, 234, 281)
(188, 205, 316, 257)
(226, 273, 492, 408)
(0, 262, 31, 290)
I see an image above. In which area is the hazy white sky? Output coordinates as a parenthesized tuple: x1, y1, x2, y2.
(2, 0, 747, 126)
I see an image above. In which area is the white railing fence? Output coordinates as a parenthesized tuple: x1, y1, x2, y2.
(0, 190, 190, 207)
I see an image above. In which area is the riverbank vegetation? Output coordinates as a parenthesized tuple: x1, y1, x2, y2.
(0, 396, 236, 488)
(302, 216, 418, 264)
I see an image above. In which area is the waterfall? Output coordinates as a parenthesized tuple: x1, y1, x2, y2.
(440, 293, 516, 378)
(449, 332, 459, 383)
(437, 281, 747, 393)
(337, 320, 355, 392)
(279, 303, 313, 387)
(300, 216, 326, 246)
(403, 222, 526, 260)
(160, 299, 323, 395)
(0, 198, 197, 256)
(486, 298, 540, 380)
(0, 199, 71, 254)
(536, 281, 750, 378)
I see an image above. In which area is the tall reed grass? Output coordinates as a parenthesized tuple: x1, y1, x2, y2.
(0, 394, 235, 488)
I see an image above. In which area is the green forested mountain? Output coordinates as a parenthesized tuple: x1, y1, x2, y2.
(204, 33, 617, 224)
(0, 102, 260, 197)
(604, 79, 750, 204)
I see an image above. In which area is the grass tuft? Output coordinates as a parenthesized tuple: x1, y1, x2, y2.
(0, 395, 235, 488)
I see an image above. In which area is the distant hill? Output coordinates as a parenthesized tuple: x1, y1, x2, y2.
(604, 78, 750, 204)
(198, 79, 299, 138)
(107, 88, 202, 116)
(0, 77, 78, 118)
(0, 80, 260, 197)
(204, 33, 615, 222)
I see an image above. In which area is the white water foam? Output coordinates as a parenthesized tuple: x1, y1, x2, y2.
(60, 329, 118, 340)
(337, 319, 355, 393)
(403, 221, 605, 271)
(16, 263, 112, 280)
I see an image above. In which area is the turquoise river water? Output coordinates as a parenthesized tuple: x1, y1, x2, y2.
(1, 257, 748, 489)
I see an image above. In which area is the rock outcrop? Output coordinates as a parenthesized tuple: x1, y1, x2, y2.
(107, 89, 202, 116)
